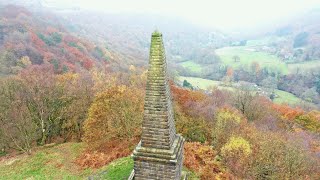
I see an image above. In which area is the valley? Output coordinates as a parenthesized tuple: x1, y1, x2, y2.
(0, 1, 320, 179)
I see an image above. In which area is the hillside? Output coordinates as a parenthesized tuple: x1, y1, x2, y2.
(0, 5, 125, 75)
(55, 11, 230, 70)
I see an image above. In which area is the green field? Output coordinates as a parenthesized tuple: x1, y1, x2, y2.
(180, 61, 203, 72)
(215, 47, 288, 74)
(179, 46, 289, 75)
(179, 76, 303, 105)
(179, 76, 234, 91)
(273, 89, 302, 104)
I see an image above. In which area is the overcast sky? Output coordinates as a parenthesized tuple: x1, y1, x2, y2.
(45, 0, 320, 31)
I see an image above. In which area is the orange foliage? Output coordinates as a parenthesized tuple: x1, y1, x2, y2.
(272, 104, 304, 120)
(30, 31, 46, 51)
(171, 84, 206, 108)
(226, 67, 233, 78)
(75, 138, 139, 169)
(83, 58, 94, 70)
(184, 142, 230, 179)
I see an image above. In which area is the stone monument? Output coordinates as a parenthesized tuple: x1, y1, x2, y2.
(129, 31, 185, 180)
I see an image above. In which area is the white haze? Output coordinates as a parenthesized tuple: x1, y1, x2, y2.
(44, 0, 320, 32)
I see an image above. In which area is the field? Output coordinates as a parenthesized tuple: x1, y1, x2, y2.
(179, 46, 289, 75)
(179, 76, 303, 105)
(179, 76, 234, 91)
(180, 61, 203, 73)
(273, 89, 302, 104)
(215, 47, 288, 74)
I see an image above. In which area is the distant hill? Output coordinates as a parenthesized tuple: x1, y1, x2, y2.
(55, 11, 230, 68)
(0, 5, 123, 75)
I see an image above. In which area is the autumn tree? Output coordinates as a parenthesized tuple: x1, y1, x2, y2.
(0, 77, 37, 154)
(18, 65, 74, 145)
(83, 85, 144, 149)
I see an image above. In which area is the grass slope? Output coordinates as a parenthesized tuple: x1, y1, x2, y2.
(273, 89, 302, 104)
(0, 143, 92, 180)
(89, 156, 133, 179)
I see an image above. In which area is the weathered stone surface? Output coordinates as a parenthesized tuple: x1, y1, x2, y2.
(130, 31, 185, 180)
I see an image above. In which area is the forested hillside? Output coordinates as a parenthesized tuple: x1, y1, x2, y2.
(0, 5, 125, 75)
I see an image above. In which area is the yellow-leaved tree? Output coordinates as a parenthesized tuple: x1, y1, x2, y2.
(82, 85, 144, 149)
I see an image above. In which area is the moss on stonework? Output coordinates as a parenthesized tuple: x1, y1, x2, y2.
(152, 30, 162, 37)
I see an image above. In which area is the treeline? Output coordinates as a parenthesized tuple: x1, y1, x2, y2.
(1, 64, 319, 179)
(0, 64, 145, 153)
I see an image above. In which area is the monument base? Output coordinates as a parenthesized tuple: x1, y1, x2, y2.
(129, 135, 185, 180)
(128, 170, 188, 180)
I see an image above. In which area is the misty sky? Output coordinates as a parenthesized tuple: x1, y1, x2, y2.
(45, 0, 320, 30)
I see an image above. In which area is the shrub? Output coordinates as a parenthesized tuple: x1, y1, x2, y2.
(295, 111, 320, 133)
(175, 105, 211, 143)
(220, 136, 252, 177)
(184, 142, 228, 179)
(221, 136, 252, 157)
(212, 107, 245, 149)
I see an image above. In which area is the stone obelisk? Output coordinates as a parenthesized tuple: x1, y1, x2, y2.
(129, 31, 185, 180)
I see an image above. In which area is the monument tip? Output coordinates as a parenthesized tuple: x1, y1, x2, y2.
(152, 30, 162, 37)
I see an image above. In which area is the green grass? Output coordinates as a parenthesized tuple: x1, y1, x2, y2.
(88, 156, 133, 180)
(179, 76, 220, 89)
(180, 61, 203, 73)
(0, 143, 93, 180)
(273, 89, 302, 104)
(215, 46, 288, 74)
(179, 76, 303, 105)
